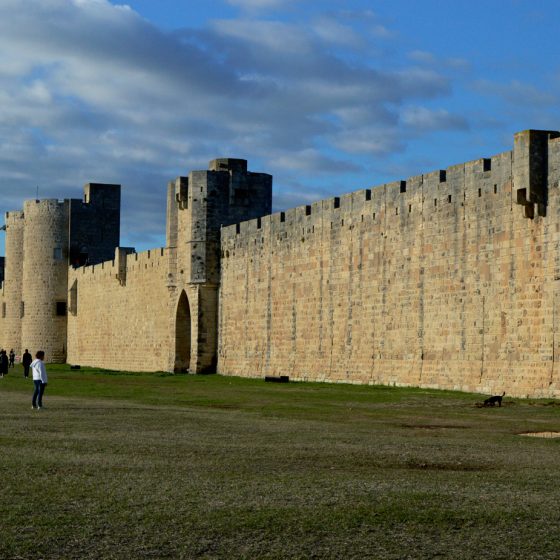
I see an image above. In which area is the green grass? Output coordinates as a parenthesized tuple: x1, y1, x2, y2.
(1, 364, 560, 559)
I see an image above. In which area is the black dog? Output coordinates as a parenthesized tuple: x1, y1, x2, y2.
(484, 391, 505, 407)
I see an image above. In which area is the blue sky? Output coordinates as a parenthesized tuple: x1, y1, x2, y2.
(1, 0, 559, 253)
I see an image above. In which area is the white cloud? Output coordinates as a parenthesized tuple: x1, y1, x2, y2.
(270, 149, 362, 174)
(370, 24, 394, 39)
(401, 107, 469, 131)
(408, 50, 436, 65)
(473, 79, 556, 107)
(333, 127, 403, 155)
(312, 16, 364, 48)
(408, 50, 470, 72)
(0, 0, 458, 250)
(211, 19, 313, 54)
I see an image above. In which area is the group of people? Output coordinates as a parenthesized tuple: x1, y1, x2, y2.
(0, 347, 48, 409)
(0, 348, 16, 376)
(0, 348, 33, 376)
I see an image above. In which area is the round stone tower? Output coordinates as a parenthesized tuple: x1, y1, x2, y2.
(2, 210, 25, 353)
(21, 199, 70, 362)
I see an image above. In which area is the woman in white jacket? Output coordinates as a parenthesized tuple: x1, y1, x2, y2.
(31, 351, 48, 410)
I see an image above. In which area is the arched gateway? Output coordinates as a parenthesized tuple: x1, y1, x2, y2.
(175, 290, 191, 372)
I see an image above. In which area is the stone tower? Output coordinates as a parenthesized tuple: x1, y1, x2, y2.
(21, 199, 70, 362)
(0, 183, 120, 361)
(167, 158, 272, 372)
(2, 211, 25, 354)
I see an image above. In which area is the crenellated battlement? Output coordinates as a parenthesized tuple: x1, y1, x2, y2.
(5, 210, 25, 223)
(73, 246, 172, 277)
(221, 148, 517, 248)
(23, 199, 66, 212)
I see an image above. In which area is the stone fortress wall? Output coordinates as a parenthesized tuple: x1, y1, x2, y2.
(66, 247, 175, 372)
(0, 185, 120, 361)
(2, 210, 25, 355)
(218, 131, 560, 398)
(65, 159, 272, 373)
(2, 131, 560, 398)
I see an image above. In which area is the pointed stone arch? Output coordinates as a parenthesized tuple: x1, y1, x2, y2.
(175, 290, 192, 372)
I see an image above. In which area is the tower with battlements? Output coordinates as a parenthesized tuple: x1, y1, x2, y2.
(0, 184, 120, 361)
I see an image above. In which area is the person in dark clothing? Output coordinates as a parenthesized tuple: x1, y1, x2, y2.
(0, 350, 8, 377)
(22, 349, 32, 378)
(9, 349, 15, 368)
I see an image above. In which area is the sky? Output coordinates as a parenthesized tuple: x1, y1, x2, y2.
(1, 0, 560, 254)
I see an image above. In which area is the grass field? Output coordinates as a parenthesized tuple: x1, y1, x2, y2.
(1, 365, 560, 559)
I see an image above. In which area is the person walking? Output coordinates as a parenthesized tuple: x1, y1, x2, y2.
(22, 349, 32, 378)
(31, 351, 48, 410)
(9, 349, 15, 368)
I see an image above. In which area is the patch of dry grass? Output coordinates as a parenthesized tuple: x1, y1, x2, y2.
(1, 366, 559, 559)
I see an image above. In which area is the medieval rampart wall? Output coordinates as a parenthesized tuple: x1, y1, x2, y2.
(66, 247, 176, 372)
(218, 139, 560, 398)
(0, 211, 25, 353)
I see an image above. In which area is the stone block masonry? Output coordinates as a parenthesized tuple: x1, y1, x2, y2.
(2, 132, 560, 398)
(218, 131, 560, 398)
(66, 248, 176, 372)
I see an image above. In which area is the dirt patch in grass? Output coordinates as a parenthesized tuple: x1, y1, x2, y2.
(403, 459, 494, 472)
(204, 402, 242, 409)
(400, 423, 469, 430)
(529, 401, 560, 407)
(519, 431, 560, 438)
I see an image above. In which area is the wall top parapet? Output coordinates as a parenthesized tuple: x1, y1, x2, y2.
(221, 129, 560, 240)
(208, 158, 248, 173)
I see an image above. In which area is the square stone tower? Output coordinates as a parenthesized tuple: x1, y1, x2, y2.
(166, 158, 272, 372)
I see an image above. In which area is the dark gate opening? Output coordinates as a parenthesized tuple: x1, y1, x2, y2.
(175, 290, 191, 372)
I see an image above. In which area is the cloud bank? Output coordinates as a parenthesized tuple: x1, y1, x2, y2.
(0, 0, 508, 250)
